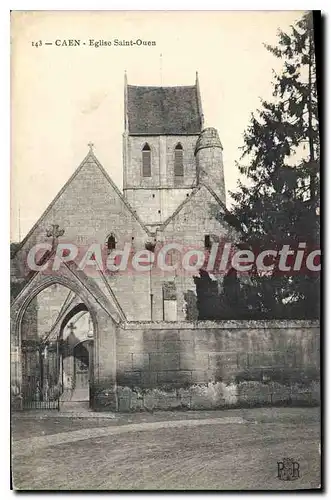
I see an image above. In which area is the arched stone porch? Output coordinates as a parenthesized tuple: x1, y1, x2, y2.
(11, 261, 120, 411)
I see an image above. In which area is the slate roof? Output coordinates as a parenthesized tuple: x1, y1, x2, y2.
(127, 85, 202, 135)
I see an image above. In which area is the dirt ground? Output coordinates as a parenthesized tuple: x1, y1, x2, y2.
(11, 407, 321, 491)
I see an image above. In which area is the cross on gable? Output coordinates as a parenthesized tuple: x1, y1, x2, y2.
(67, 322, 77, 335)
(46, 224, 65, 242)
(46, 224, 65, 250)
(88, 142, 94, 153)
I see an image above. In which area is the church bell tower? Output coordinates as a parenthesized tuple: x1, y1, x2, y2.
(122, 73, 204, 227)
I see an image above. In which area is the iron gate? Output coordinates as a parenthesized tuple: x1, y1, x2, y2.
(21, 340, 61, 410)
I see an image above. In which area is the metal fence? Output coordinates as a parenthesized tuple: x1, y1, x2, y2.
(21, 341, 61, 411)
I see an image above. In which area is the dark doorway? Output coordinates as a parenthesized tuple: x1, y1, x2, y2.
(73, 341, 90, 398)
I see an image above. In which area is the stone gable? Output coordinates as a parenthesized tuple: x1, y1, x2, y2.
(162, 184, 238, 244)
(14, 152, 150, 258)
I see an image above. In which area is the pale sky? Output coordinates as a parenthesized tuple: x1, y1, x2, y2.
(11, 10, 305, 242)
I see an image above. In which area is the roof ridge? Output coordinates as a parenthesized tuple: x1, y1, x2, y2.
(160, 182, 242, 233)
(161, 185, 201, 229)
(13, 152, 151, 257)
(13, 151, 94, 254)
(91, 155, 152, 236)
(200, 181, 244, 233)
(199, 181, 228, 213)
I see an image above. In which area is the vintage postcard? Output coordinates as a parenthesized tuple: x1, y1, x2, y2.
(10, 10, 321, 491)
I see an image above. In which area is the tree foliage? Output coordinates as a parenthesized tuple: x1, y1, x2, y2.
(195, 12, 320, 321)
(229, 12, 320, 319)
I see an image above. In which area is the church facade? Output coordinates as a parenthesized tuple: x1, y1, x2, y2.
(10, 74, 239, 410)
(11, 75, 318, 412)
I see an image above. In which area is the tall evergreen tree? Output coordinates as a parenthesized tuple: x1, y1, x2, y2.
(230, 12, 320, 319)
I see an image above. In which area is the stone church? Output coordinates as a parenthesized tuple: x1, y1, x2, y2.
(12, 74, 317, 412)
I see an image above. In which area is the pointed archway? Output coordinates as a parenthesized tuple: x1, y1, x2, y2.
(60, 306, 94, 404)
(18, 283, 94, 409)
(11, 260, 120, 411)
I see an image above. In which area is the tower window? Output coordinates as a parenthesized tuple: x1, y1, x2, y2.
(174, 143, 184, 177)
(107, 233, 116, 253)
(142, 143, 151, 177)
(204, 235, 211, 250)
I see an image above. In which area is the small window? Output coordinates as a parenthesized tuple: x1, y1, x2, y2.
(145, 241, 156, 252)
(174, 143, 184, 177)
(107, 234, 116, 253)
(204, 235, 211, 250)
(142, 143, 151, 177)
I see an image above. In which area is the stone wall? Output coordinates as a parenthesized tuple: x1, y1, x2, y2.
(123, 135, 199, 224)
(21, 284, 70, 341)
(196, 143, 226, 204)
(124, 135, 199, 190)
(12, 153, 239, 325)
(13, 156, 153, 322)
(112, 320, 320, 412)
(124, 187, 194, 225)
(158, 185, 239, 321)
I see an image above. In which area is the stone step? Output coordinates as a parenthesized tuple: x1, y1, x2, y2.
(60, 401, 90, 412)
(60, 388, 89, 402)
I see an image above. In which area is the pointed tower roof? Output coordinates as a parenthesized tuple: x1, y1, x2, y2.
(195, 127, 223, 155)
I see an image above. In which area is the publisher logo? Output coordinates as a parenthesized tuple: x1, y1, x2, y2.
(277, 458, 300, 481)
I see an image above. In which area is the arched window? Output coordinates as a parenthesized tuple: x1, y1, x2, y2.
(174, 143, 184, 177)
(142, 143, 151, 177)
(107, 233, 116, 254)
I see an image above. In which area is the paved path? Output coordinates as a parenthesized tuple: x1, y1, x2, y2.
(12, 416, 246, 457)
(12, 408, 321, 491)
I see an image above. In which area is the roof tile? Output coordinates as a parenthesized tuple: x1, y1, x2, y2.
(127, 85, 202, 135)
